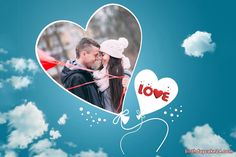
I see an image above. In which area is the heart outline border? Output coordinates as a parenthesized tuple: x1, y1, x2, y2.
(35, 3, 143, 116)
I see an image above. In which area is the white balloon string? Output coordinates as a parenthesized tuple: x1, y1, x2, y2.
(114, 111, 169, 155)
(120, 116, 144, 154)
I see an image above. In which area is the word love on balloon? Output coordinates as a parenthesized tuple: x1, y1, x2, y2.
(135, 69, 178, 119)
(138, 84, 170, 102)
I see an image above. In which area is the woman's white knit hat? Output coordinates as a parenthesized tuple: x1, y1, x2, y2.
(100, 37, 129, 59)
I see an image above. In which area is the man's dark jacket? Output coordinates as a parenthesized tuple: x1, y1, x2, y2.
(61, 66, 103, 108)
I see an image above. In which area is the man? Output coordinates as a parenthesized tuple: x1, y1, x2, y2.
(61, 38, 103, 108)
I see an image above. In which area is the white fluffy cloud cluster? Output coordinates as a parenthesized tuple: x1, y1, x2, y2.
(6, 58, 38, 73)
(77, 149, 108, 157)
(0, 63, 6, 72)
(49, 129, 61, 140)
(6, 76, 32, 89)
(0, 57, 39, 89)
(0, 101, 71, 157)
(5, 102, 48, 149)
(0, 112, 7, 124)
(182, 31, 216, 57)
(181, 124, 236, 157)
(58, 114, 68, 125)
(0, 101, 110, 157)
(4, 150, 17, 157)
(30, 140, 109, 157)
(30, 139, 67, 157)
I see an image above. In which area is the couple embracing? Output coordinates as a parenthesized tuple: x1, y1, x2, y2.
(61, 37, 131, 113)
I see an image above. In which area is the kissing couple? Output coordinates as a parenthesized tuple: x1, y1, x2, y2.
(61, 37, 131, 113)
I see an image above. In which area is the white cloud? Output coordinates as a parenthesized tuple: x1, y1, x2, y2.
(0, 48, 8, 54)
(33, 149, 67, 157)
(230, 128, 236, 139)
(5, 150, 17, 157)
(181, 124, 236, 157)
(7, 58, 27, 73)
(7, 76, 32, 89)
(0, 58, 38, 90)
(182, 31, 216, 57)
(78, 149, 108, 157)
(0, 112, 7, 124)
(49, 129, 61, 140)
(27, 59, 39, 73)
(64, 142, 77, 148)
(6, 58, 38, 73)
(58, 114, 68, 125)
(5, 102, 48, 149)
(0, 63, 7, 71)
(30, 139, 53, 154)
(30, 139, 67, 157)
(0, 101, 70, 157)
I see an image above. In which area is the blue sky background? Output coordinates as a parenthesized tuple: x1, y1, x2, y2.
(0, 0, 236, 157)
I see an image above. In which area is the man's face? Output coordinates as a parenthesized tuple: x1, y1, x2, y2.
(84, 45, 100, 69)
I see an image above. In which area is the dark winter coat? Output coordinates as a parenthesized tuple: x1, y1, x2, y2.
(61, 65, 103, 108)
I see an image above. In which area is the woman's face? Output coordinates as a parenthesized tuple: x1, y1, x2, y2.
(101, 52, 110, 66)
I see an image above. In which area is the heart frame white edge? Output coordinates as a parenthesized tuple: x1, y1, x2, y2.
(35, 3, 143, 116)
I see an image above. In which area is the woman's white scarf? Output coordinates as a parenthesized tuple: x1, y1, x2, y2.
(93, 55, 131, 92)
(93, 66, 109, 92)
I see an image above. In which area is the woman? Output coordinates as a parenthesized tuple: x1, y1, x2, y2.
(93, 37, 131, 113)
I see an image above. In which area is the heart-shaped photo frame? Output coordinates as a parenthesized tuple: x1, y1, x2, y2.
(35, 4, 142, 116)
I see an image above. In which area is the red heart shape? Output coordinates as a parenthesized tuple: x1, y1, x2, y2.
(153, 89, 163, 98)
